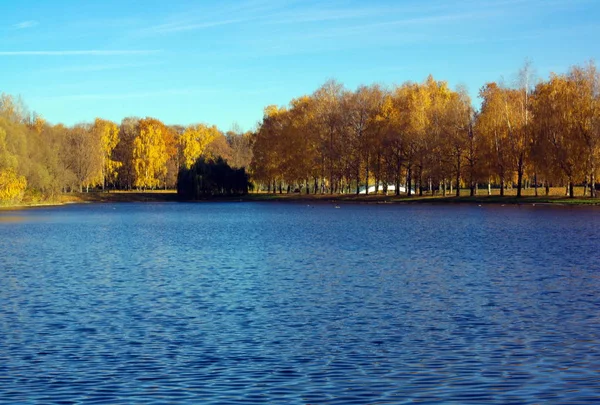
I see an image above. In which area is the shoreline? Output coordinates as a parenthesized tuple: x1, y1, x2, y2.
(2, 191, 600, 210)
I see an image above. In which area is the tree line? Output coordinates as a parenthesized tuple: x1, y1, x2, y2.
(0, 97, 253, 203)
(1, 60, 598, 203)
(251, 61, 600, 198)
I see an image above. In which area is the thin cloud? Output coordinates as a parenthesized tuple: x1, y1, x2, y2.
(39, 88, 219, 101)
(132, 0, 275, 36)
(260, 3, 452, 25)
(0, 50, 162, 56)
(13, 20, 38, 29)
(34, 86, 275, 101)
(143, 18, 247, 34)
(36, 62, 165, 74)
(307, 12, 484, 39)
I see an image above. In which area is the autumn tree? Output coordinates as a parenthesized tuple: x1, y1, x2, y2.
(443, 86, 472, 196)
(368, 89, 392, 194)
(227, 129, 254, 170)
(346, 85, 386, 194)
(0, 126, 26, 202)
(251, 105, 287, 191)
(383, 84, 410, 195)
(477, 83, 513, 195)
(114, 117, 139, 190)
(92, 118, 121, 190)
(567, 61, 600, 197)
(133, 118, 169, 190)
(532, 73, 588, 197)
(0, 93, 28, 123)
(68, 124, 103, 192)
(28, 113, 47, 135)
(205, 131, 233, 162)
(181, 124, 220, 169)
(313, 80, 345, 193)
(0, 167, 26, 202)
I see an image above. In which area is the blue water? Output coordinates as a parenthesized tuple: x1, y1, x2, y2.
(1, 202, 600, 404)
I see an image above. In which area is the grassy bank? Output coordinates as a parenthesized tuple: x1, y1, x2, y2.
(243, 192, 600, 205)
(0, 190, 179, 210)
(2, 188, 600, 209)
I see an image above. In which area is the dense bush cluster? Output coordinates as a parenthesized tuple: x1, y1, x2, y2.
(177, 157, 249, 199)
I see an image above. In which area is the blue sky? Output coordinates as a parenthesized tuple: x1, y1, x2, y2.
(1, 0, 599, 131)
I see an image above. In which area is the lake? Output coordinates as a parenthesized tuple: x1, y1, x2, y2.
(1, 202, 599, 404)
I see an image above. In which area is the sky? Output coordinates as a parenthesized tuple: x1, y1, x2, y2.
(1, 0, 599, 131)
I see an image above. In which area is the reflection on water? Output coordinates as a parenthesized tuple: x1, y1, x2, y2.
(0, 215, 26, 223)
(1, 203, 600, 404)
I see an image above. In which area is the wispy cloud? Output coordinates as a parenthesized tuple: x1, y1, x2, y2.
(308, 12, 482, 38)
(0, 50, 162, 56)
(36, 62, 165, 74)
(34, 85, 278, 102)
(13, 20, 38, 29)
(230, 9, 488, 57)
(131, 0, 276, 36)
(39, 88, 218, 101)
(260, 3, 451, 25)
(142, 18, 247, 34)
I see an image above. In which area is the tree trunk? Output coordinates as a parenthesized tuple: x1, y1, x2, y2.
(545, 181, 550, 196)
(569, 180, 574, 198)
(516, 155, 524, 198)
(534, 171, 538, 197)
(488, 180, 491, 196)
(591, 171, 597, 198)
(375, 153, 381, 194)
(365, 156, 369, 196)
(500, 180, 505, 197)
(456, 153, 461, 197)
(406, 166, 412, 196)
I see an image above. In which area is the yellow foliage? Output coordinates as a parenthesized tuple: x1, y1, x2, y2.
(93, 118, 122, 186)
(0, 168, 27, 202)
(28, 115, 46, 134)
(133, 118, 168, 189)
(181, 124, 220, 169)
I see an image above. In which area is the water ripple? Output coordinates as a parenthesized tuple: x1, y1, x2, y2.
(1, 203, 599, 404)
